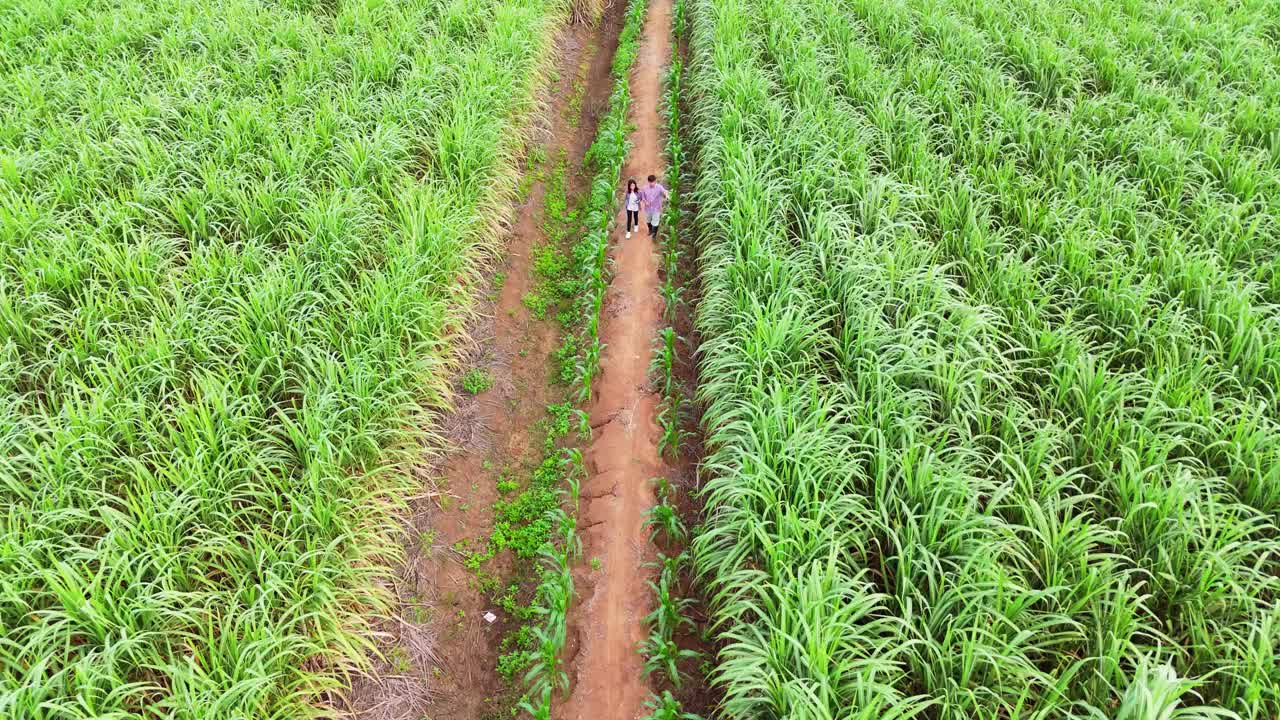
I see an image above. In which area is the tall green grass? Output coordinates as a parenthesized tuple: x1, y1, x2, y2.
(686, 0, 1280, 716)
(0, 0, 563, 715)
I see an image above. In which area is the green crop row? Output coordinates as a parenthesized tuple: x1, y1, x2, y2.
(0, 0, 565, 715)
(640, 480, 702, 720)
(652, 0, 692, 464)
(686, 0, 1279, 717)
(513, 0, 651, 716)
(514, 443, 584, 720)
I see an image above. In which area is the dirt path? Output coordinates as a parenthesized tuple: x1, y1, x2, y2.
(338, 13, 623, 720)
(558, 0, 674, 717)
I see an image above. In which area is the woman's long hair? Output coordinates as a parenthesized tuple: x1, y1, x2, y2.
(626, 178, 639, 195)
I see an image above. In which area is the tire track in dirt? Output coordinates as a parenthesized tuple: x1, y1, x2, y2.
(558, 0, 674, 717)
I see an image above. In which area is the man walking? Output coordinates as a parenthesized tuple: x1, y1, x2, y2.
(639, 174, 670, 239)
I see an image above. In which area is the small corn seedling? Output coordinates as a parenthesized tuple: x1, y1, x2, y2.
(549, 506, 581, 560)
(562, 447, 587, 497)
(660, 276, 684, 321)
(650, 327, 682, 397)
(641, 691, 703, 720)
(640, 633, 700, 688)
(644, 501, 687, 546)
(663, 246, 682, 285)
(656, 396, 689, 460)
(643, 572, 697, 642)
(518, 686, 554, 720)
(651, 475, 674, 501)
(524, 620, 569, 699)
(648, 550, 690, 583)
(577, 338, 604, 406)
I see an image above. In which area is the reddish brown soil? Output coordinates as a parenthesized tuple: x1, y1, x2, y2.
(336, 13, 624, 720)
(556, 0, 675, 717)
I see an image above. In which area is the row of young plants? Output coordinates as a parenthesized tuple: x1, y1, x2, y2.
(640, 480, 702, 720)
(498, 145, 590, 720)
(484, 123, 586, 720)
(511, 0, 652, 716)
(454, 67, 593, 713)
(638, 6, 706, 717)
(0, 0, 567, 715)
(572, 0, 650, 405)
(513, 436, 585, 719)
(653, 0, 691, 462)
(686, 0, 1278, 717)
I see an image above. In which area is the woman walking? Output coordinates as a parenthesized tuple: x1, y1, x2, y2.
(623, 178, 641, 239)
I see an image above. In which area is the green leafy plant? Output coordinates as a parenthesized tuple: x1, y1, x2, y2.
(463, 367, 496, 394)
(641, 691, 703, 720)
(497, 649, 532, 682)
(645, 502, 687, 546)
(648, 550, 689, 584)
(649, 327, 682, 397)
(656, 397, 688, 460)
(643, 573, 696, 642)
(650, 476, 673, 501)
(640, 634, 700, 688)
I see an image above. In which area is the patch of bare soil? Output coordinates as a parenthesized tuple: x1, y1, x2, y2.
(555, 0, 675, 717)
(335, 12, 626, 720)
